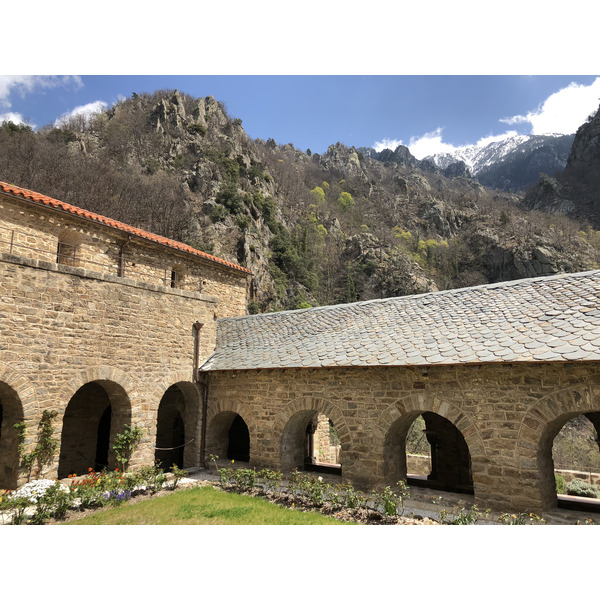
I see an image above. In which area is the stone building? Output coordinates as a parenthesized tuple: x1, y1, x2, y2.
(2, 179, 600, 514)
(0, 180, 250, 488)
(201, 268, 600, 512)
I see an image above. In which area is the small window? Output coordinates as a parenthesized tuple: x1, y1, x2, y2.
(170, 265, 185, 289)
(56, 230, 82, 267)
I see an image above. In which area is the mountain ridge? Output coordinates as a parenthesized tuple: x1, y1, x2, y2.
(1, 89, 598, 313)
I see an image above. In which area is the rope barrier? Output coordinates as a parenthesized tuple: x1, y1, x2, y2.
(154, 438, 195, 451)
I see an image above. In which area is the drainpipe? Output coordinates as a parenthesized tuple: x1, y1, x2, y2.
(193, 321, 209, 469)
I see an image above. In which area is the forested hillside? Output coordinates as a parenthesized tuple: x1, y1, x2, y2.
(1, 89, 599, 313)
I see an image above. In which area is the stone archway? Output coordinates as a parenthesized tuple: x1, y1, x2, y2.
(515, 383, 600, 511)
(154, 382, 200, 470)
(378, 395, 484, 495)
(276, 399, 350, 475)
(0, 381, 25, 489)
(57, 380, 131, 478)
(206, 410, 253, 464)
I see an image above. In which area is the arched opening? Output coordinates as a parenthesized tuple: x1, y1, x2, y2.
(95, 406, 112, 472)
(206, 411, 251, 465)
(0, 382, 24, 489)
(154, 383, 199, 470)
(385, 411, 473, 494)
(228, 415, 250, 461)
(281, 410, 342, 476)
(541, 411, 600, 511)
(58, 380, 131, 478)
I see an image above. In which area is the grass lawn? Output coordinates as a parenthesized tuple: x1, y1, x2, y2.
(65, 485, 352, 525)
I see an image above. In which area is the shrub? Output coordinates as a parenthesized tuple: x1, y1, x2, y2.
(258, 468, 282, 494)
(305, 476, 331, 507)
(112, 424, 143, 473)
(566, 479, 600, 498)
(338, 483, 368, 510)
(187, 123, 207, 136)
(209, 204, 229, 223)
(232, 468, 257, 493)
(373, 481, 410, 517)
(438, 504, 491, 524)
(555, 473, 565, 494)
(138, 464, 167, 494)
(169, 465, 188, 490)
(498, 512, 546, 525)
(30, 482, 72, 523)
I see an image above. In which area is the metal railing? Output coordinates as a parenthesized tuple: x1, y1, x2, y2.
(0, 223, 174, 288)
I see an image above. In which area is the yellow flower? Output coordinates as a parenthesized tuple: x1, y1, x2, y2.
(231, 459, 235, 464)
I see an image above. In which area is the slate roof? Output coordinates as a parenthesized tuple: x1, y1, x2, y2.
(201, 270, 600, 371)
(0, 181, 252, 275)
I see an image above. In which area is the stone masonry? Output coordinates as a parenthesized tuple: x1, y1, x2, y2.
(2, 180, 600, 515)
(0, 181, 250, 488)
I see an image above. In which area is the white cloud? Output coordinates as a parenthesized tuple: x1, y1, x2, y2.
(372, 138, 404, 152)
(0, 75, 83, 110)
(501, 77, 600, 135)
(55, 100, 108, 128)
(408, 128, 458, 159)
(375, 78, 600, 160)
(0, 112, 29, 126)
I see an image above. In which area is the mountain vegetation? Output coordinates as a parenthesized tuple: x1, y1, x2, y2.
(1, 89, 599, 313)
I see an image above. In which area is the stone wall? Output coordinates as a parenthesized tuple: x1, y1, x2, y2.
(205, 362, 600, 512)
(0, 239, 247, 487)
(314, 413, 341, 464)
(556, 469, 600, 488)
(0, 193, 249, 314)
(407, 454, 431, 476)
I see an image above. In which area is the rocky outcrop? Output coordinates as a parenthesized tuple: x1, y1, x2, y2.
(524, 105, 600, 226)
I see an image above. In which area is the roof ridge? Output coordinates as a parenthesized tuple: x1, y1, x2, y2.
(219, 268, 600, 323)
(0, 180, 252, 275)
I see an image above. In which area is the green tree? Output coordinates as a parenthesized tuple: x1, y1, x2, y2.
(337, 191, 355, 210)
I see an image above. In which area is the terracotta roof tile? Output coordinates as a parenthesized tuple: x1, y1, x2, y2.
(0, 180, 252, 275)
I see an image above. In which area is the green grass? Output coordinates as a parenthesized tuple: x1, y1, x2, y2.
(65, 485, 351, 525)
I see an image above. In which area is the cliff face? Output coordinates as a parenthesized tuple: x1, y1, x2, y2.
(1, 89, 600, 313)
(524, 104, 600, 227)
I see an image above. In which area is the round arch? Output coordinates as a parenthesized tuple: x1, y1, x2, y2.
(273, 397, 351, 473)
(206, 400, 256, 464)
(154, 381, 201, 470)
(0, 381, 25, 489)
(376, 394, 486, 493)
(518, 383, 600, 510)
(57, 379, 133, 478)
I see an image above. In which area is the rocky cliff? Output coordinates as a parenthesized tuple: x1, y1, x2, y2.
(1, 89, 599, 313)
(524, 104, 600, 227)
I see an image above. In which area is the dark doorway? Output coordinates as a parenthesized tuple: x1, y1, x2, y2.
(227, 415, 250, 462)
(408, 411, 473, 494)
(95, 405, 112, 472)
(0, 383, 24, 489)
(58, 380, 130, 479)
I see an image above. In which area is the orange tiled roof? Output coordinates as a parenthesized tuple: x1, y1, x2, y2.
(0, 180, 252, 275)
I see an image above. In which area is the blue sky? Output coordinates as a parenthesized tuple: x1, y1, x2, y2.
(1, 75, 599, 159)
(2, 3, 599, 160)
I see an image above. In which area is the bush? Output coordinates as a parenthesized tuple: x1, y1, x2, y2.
(555, 473, 565, 494)
(138, 465, 167, 494)
(566, 479, 600, 498)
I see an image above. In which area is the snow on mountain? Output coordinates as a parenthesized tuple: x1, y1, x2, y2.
(424, 134, 566, 175)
